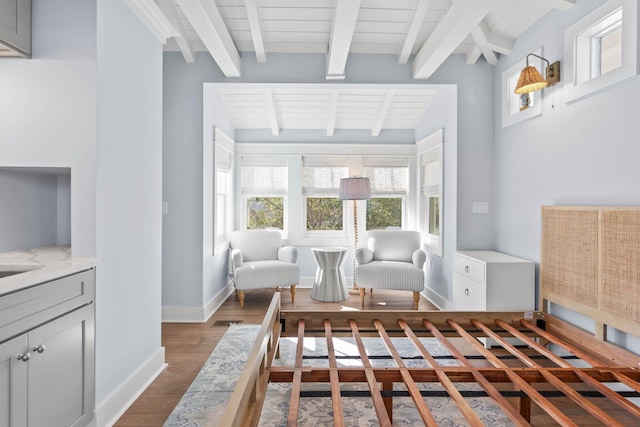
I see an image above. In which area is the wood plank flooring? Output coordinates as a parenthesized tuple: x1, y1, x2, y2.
(114, 288, 437, 426)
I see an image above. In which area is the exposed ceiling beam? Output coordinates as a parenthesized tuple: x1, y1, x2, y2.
(372, 91, 395, 136)
(176, 0, 241, 77)
(326, 91, 339, 136)
(265, 90, 280, 136)
(245, 0, 267, 62)
(545, 0, 575, 12)
(466, 46, 482, 64)
(470, 22, 498, 65)
(412, 0, 500, 79)
(398, 0, 432, 64)
(326, 0, 362, 79)
(122, 0, 179, 42)
(158, 0, 195, 62)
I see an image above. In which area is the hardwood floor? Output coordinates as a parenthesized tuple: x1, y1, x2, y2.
(114, 288, 437, 426)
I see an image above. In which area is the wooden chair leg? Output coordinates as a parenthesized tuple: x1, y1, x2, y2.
(239, 290, 245, 308)
(413, 291, 420, 309)
(360, 287, 366, 306)
(291, 285, 296, 304)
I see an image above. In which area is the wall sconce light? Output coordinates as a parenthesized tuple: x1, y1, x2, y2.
(514, 53, 561, 94)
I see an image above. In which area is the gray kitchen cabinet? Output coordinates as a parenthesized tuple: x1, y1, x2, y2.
(0, 0, 31, 57)
(0, 269, 95, 427)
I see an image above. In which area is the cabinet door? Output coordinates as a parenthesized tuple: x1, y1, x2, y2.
(0, 0, 31, 56)
(27, 305, 94, 427)
(0, 335, 28, 427)
(453, 273, 486, 310)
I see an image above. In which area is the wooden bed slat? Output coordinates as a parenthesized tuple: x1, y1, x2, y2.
(519, 319, 608, 367)
(349, 319, 393, 425)
(323, 320, 345, 427)
(286, 319, 305, 426)
(374, 320, 439, 426)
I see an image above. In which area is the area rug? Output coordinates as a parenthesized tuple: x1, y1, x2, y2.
(165, 324, 515, 426)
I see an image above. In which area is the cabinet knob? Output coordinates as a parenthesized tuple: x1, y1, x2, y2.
(33, 344, 46, 354)
(17, 352, 31, 362)
(464, 266, 469, 273)
(464, 288, 469, 296)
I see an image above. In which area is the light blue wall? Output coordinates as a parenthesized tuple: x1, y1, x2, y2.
(493, 0, 640, 352)
(163, 51, 495, 309)
(0, 0, 97, 257)
(0, 170, 59, 252)
(96, 0, 163, 404)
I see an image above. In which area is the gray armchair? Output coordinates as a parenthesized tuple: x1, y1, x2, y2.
(229, 230, 299, 308)
(355, 230, 426, 308)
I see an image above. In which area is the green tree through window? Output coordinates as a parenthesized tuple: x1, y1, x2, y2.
(306, 197, 343, 231)
(247, 197, 283, 229)
(366, 198, 402, 230)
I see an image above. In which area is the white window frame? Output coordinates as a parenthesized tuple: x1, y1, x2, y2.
(501, 48, 544, 128)
(213, 129, 233, 255)
(362, 156, 409, 231)
(564, 0, 638, 103)
(239, 155, 288, 234)
(418, 130, 443, 257)
(301, 155, 349, 238)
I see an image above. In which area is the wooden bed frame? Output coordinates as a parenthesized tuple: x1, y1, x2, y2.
(220, 206, 640, 426)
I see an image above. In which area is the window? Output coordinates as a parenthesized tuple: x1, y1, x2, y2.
(302, 156, 348, 233)
(362, 157, 408, 230)
(214, 130, 233, 254)
(419, 130, 443, 257)
(565, 0, 638, 103)
(241, 156, 287, 231)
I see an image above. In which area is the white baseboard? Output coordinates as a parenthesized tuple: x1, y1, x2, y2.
(95, 347, 166, 427)
(162, 281, 234, 323)
(423, 286, 452, 310)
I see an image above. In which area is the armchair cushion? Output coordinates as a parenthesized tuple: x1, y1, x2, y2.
(367, 230, 421, 262)
(356, 230, 425, 293)
(229, 229, 282, 261)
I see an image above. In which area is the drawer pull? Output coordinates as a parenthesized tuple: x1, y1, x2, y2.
(17, 352, 31, 362)
(464, 266, 469, 273)
(33, 344, 46, 354)
(464, 288, 469, 296)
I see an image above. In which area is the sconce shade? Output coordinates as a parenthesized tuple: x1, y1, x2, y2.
(339, 177, 371, 200)
(514, 64, 548, 94)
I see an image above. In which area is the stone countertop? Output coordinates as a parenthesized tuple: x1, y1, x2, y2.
(0, 246, 96, 297)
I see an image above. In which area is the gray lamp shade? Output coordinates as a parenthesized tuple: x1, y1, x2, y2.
(339, 177, 371, 200)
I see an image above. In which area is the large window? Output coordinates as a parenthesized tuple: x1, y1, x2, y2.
(241, 156, 287, 230)
(420, 139, 443, 256)
(302, 156, 348, 233)
(214, 130, 233, 254)
(362, 157, 408, 230)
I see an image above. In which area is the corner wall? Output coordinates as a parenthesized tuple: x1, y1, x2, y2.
(493, 0, 640, 352)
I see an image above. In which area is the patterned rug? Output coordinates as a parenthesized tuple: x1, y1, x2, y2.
(165, 324, 515, 426)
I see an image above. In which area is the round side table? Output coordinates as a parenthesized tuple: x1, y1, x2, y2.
(310, 247, 349, 302)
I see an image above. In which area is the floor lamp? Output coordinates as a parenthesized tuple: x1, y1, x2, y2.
(339, 177, 371, 291)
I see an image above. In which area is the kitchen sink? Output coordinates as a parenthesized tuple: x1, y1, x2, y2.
(0, 268, 39, 278)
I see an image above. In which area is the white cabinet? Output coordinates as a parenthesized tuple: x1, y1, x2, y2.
(0, 269, 94, 427)
(453, 251, 534, 311)
(0, 0, 31, 57)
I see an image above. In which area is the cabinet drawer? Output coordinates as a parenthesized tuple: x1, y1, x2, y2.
(453, 273, 486, 311)
(453, 254, 486, 283)
(0, 269, 94, 343)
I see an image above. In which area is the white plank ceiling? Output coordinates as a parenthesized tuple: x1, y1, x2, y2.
(153, 0, 575, 136)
